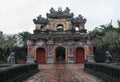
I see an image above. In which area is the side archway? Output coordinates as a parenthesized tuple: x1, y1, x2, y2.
(36, 47, 46, 64)
(75, 47, 85, 63)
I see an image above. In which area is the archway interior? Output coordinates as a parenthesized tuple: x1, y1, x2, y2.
(56, 24, 64, 31)
(75, 25, 79, 31)
(56, 47, 65, 63)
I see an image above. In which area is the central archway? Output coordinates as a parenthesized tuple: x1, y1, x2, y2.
(55, 47, 66, 64)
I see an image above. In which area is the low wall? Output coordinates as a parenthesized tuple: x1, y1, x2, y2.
(84, 62, 120, 82)
(0, 64, 11, 68)
(0, 63, 39, 82)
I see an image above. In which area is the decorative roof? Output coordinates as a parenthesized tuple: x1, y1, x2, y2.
(72, 15, 87, 25)
(33, 15, 48, 24)
(33, 7, 87, 25)
(46, 7, 74, 19)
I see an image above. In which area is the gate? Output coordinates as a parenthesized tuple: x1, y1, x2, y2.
(36, 48, 46, 64)
(75, 47, 85, 63)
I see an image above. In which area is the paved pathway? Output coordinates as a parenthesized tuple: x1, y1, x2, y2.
(23, 64, 104, 82)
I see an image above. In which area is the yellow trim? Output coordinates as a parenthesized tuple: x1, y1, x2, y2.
(34, 48, 36, 61)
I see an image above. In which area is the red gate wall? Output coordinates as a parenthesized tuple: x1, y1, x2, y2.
(36, 48, 46, 64)
(75, 47, 85, 63)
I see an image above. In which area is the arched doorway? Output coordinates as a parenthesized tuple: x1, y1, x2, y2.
(55, 47, 65, 64)
(36, 48, 46, 64)
(75, 47, 85, 63)
(56, 24, 64, 32)
(75, 25, 79, 31)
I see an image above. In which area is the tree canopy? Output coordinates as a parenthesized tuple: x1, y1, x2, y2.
(17, 31, 31, 48)
(92, 20, 120, 62)
(0, 31, 31, 63)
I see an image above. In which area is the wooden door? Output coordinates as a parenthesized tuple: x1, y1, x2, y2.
(36, 48, 46, 64)
(76, 47, 85, 63)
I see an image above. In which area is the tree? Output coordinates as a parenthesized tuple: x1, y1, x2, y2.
(17, 31, 31, 48)
(0, 34, 18, 62)
(14, 31, 31, 63)
(117, 20, 120, 33)
(92, 21, 120, 62)
(6, 35, 18, 53)
(0, 31, 31, 63)
(93, 21, 117, 36)
(0, 34, 7, 61)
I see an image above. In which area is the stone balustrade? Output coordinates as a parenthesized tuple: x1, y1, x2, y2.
(0, 63, 39, 82)
(84, 62, 120, 82)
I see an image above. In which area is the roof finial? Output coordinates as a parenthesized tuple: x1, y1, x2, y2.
(58, 7, 62, 12)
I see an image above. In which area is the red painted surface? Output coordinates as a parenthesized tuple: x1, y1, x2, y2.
(76, 47, 85, 63)
(36, 48, 46, 64)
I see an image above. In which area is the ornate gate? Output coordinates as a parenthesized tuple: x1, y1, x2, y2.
(75, 47, 85, 63)
(36, 48, 46, 64)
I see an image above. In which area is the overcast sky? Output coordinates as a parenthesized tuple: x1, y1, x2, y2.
(0, 0, 120, 34)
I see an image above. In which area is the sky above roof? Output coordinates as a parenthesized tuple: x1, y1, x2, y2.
(0, 0, 120, 34)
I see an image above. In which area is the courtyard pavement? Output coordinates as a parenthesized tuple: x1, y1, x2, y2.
(23, 64, 104, 82)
